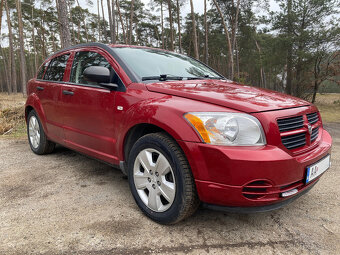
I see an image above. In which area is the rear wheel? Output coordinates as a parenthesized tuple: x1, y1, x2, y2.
(27, 110, 55, 155)
(127, 132, 199, 224)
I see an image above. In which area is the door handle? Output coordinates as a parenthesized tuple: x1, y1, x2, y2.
(36, 86, 44, 91)
(63, 90, 74, 96)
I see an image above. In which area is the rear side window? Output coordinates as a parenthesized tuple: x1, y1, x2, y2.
(70, 51, 113, 85)
(36, 61, 49, 79)
(44, 54, 70, 81)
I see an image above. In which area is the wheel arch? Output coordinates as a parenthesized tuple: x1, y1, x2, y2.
(25, 94, 48, 133)
(25, 105, 34, 121)
(122, 123, 169, 162)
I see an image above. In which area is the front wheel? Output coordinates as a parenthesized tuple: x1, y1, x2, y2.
(127, 132, 199, 224)
(27, 110, 55, 155)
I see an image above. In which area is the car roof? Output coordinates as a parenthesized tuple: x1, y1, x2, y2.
(52, 42, 166, 56)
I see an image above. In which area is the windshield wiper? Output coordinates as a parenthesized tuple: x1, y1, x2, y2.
(142, 74, 183, 81)
(186, 75, 223, 80)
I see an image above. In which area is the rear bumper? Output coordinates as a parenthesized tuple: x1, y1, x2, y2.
(177, 129, 332, 208)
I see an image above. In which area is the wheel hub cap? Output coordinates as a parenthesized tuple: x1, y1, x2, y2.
(133, 148, 176, 212)
(28, 116, 40, 149)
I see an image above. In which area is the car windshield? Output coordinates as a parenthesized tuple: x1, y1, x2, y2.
(112, 47, 223, 81)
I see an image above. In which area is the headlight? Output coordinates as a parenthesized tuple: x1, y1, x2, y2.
(184, 112, 266, 146)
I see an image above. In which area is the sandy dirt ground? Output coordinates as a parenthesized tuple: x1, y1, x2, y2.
(0, 123, 339, 255)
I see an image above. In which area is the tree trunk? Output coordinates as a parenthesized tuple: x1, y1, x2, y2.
(107, 0, 116, 43)
(231, 0, 240, 55)
(0, 0, 4, 33)
(129, 0, 135, 44)
(68, 1, 76, 44)
(161, 1, 164, 48)
(77, 21, 81, 42)
(16, 0, 27, 95)
(116, 0, 128, 44)
(101, 0, 107, 42)
(0, 46, 10, 94)
(97, 0, 101, 40)
(235, 37, 240, 79)
(285, 0, 293, 95)
(4, 0, 16, 93)
(56, 0, 72, 48)
(167, 0, 174, 51)
(312, 56, 321, 103)
(212, 0, 234, 79)
(176, 0, 182, 53)
(31, 5, 37, 73)
(255, 37, 266, 88)
(112, 0, 116, 43)
(204, 0, 208, 64)
(0, 0, 4, 92)
(41, 13, 47, 58)
(52, 30, 57, 52)
(189, 0, 199, 59)
(76, 0, 89, 42)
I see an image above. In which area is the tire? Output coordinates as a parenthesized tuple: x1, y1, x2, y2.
(27, 110, 55, 155)
(127, 132, 199, 224)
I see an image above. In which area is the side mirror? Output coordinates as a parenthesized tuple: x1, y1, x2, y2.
(83, 66, 118, 90)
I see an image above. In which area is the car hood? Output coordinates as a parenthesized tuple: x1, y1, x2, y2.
(146, 80, 310, 113)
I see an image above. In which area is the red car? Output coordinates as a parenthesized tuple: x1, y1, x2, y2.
(25, 43, 332, 224)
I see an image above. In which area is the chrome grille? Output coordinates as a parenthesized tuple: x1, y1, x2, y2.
(277, 115, 304, 132)
(281, 132, 306, 149)
(311, 127, 319, 142)
(307, 112, 319, 124)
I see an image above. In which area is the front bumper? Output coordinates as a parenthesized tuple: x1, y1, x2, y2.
(177, 129, 332, 208)
(203, 180, 317, 213)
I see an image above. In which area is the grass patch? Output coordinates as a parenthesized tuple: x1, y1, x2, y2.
(314, 93, 340, 123)
(0, 107, 26, 138)
(0, 93, 27, 139)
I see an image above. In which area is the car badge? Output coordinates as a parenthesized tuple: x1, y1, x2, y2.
(307, 124, 312, 135)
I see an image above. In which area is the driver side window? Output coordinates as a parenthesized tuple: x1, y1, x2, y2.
(70, 51, 119, 86)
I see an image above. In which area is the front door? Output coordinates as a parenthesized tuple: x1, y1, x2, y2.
(61, 49, 123, 165)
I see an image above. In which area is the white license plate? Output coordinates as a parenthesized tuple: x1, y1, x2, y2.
(305, 155, 330, 184)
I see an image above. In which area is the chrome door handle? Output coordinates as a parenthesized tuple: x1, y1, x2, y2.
(36, 86, 44, 91)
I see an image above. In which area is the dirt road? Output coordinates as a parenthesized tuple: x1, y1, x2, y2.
(0, 123, 339, 254)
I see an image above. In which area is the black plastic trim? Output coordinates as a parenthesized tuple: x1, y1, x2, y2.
(35, 80, 123, 92)
(62, 90, 74, 95)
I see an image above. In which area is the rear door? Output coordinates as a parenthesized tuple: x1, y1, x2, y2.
(61, 48, 124, 164)
(35, 53, 70, 142)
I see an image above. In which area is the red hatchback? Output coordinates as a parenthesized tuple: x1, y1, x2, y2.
(25, 43, 332, 224)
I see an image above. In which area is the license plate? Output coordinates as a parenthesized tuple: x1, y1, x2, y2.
(305, 155, 331, 184)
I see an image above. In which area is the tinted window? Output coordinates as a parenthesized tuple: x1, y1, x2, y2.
(70, 51, 114, 85)
(37, 61, 49, 79)
(44, 54, 70, 81)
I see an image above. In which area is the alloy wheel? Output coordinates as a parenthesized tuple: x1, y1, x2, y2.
(133, 148, 176, 212)
(28, 116, 40, 149)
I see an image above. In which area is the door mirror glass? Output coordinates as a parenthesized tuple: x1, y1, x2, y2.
(83, 66, 111, 84)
